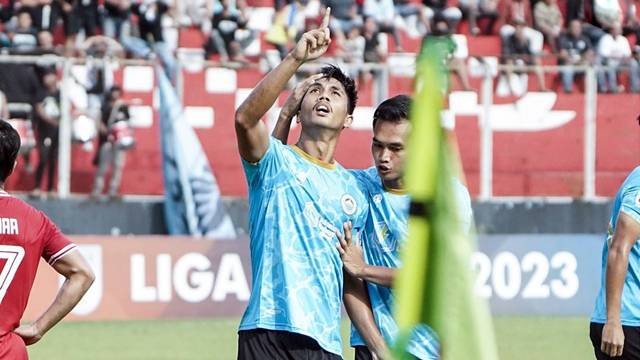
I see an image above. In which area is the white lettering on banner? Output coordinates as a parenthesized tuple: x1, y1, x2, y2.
(472, 251, 580, 300)
(131, 254, 157, 302)
(212, 254, 250, 301)
(174, 253, 214, 303)
(130, 252, 250, 303)
(157, 254, 172, 302)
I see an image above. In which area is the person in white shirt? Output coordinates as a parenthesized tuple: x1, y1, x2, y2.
(597, 22, 640, 92)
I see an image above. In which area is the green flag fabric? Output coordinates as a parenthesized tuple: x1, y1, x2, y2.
(393, 39, 499, 360)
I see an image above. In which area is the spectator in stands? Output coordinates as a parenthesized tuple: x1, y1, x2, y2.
(9, 8, 38, 52)
(423, 16, 471, 90)
(422, 0, 463, 30)
(534, 0, 563, 53)
(81, 36, 123, 122)
(37, 29, 60, 53)
(499, 0, 544, 55)
(623, 0, 640, 47)
(394, 0, 429, 36)
(204, 0, 255, 63)
(363, 15, 388, 63)
(31, 67, 60, 198)
(363, 0, 402, 51)
(458, 0, 499, 35)
(92, 86, 131, 199)
(265, 0, 307, 59)
(103, 0, 132, 41)
(123, 0, 177, 79)
(60, 0, 100, 54)
(558, 19, 594, 92)
(596, 22, 640, 92)
(342, 24, 365, 74)
(501, 20, 548, 91)
(180, 0, 209, 26)
(31, 0, 62, 35)
(322, 0, 362, 47)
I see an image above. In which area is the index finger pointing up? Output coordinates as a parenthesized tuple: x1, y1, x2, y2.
(321, 7, 331, 29)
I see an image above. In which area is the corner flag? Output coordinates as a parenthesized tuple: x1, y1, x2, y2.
(393, 39, 499, 360)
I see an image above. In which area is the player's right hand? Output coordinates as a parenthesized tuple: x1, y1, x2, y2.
(601, 321, 625, 357)
(291, 7, 331, 62)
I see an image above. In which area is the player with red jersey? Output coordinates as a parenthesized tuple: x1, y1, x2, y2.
(0, 119, 94, 359)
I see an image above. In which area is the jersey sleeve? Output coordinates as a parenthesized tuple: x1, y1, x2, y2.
(241, 137, 286, 188)
(620, 186, 640, 225)
(39, 213, 77, 265)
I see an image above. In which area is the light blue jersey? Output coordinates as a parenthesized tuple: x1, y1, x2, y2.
(592, 166, 640, 326)
(239, 137, 368, 355)
(349, 167, 473, 359)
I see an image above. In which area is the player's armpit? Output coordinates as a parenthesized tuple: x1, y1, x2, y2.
(343, 271, 389, 359)
(18, 251, 95, 344)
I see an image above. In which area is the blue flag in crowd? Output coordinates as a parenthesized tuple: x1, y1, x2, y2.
(157, 68, 237, 239)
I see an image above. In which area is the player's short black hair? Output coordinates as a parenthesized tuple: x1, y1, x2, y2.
(320, 65, 357, 115)
(372, 94, 411, 128)
(0, 119, 21, 183)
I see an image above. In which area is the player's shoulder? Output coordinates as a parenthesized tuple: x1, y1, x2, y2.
(0, 195, 40, 216)
(625, 166, 640, 186)
(348, 167, 380, 189)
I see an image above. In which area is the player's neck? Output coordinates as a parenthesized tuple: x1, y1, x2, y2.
(295, 132, 339, 164)
(382, 178, 404, 193)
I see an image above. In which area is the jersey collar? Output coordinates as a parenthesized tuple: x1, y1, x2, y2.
(0, 189, 9, 197)
(291, 145, 337, 170)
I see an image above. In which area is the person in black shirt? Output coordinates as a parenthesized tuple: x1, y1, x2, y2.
(558, 19, 594, 92)
(91, 86, 131, 199)
(31, 67, 61, 198)
(502, 20, 547, 91)
(121, 0, 176, 79)
(103, 0, 131, 40)
(60, 0, 100, 54)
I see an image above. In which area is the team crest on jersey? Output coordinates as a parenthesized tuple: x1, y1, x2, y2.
(341, 194, 357, 215)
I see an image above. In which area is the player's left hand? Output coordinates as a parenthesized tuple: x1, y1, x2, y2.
(14, 323, 43, 345)
(336, 221, 367, 278)
(284, 74, 324, 120)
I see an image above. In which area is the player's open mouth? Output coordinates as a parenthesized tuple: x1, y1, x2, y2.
(378, 166, 392, 174)
(314, 103, 331, 116)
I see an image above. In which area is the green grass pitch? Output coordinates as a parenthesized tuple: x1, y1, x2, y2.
(26, 316, 592, 359)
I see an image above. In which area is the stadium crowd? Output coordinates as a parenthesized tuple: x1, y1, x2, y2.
(0, 0, 634, 91)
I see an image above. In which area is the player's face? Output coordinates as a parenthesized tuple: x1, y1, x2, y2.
(298, 77, 352, 131)
(372, 120, 410, 186)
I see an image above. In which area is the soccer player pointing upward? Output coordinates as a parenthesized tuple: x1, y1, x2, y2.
(0, 119, 94, 360)
(234, 8, 387, 360)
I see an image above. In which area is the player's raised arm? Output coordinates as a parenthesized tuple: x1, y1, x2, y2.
(14, 251, 94, 345)
(602, 212, 640, 357)
(272, 73, 324, 143)
(236, 9, 332, 162)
